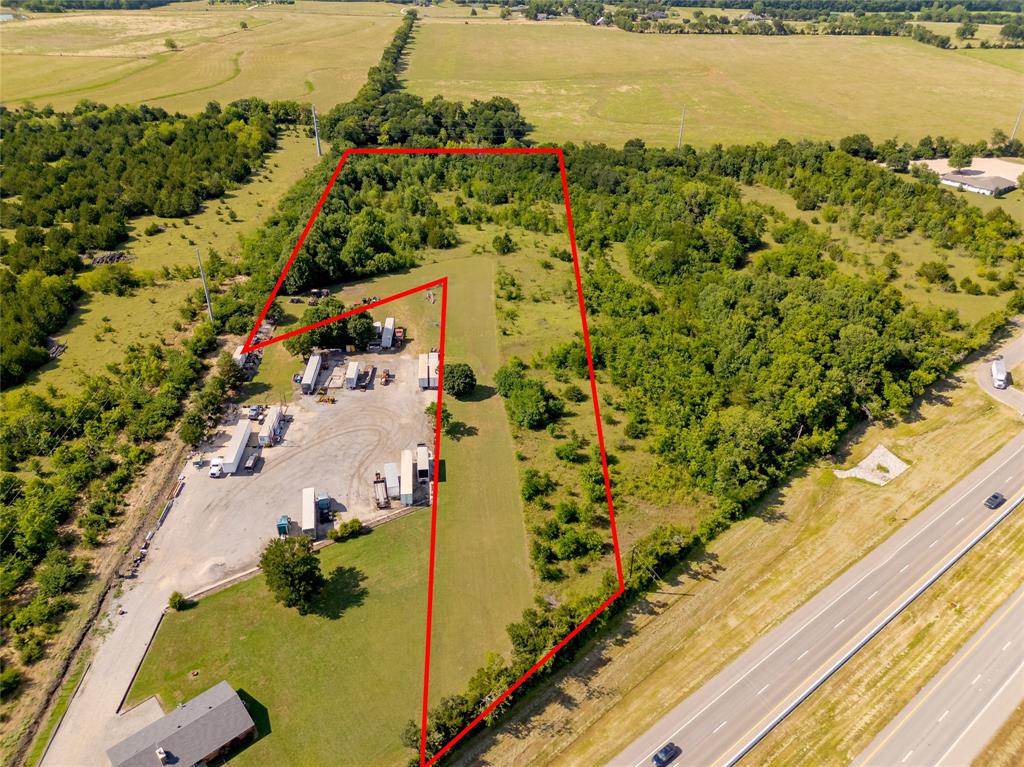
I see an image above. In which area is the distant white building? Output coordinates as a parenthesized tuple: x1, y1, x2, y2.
(940, 171, 1016, 197)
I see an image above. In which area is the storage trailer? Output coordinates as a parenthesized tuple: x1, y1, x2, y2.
(300, 354, 323, 394)
(301, 487, 317, 538)
(210, 420, 252, 476)
(400, 449, 414, 505)
(418, 354, 430, 390)
(382, 316, 396, 349)
(345, 361, 361, 390)
(384, 462, 400, 499)
(428, 352, 440, 389)
(416, 443, 431, 484)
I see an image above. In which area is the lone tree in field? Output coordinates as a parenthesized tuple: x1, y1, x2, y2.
(164, 38, 178, 50)
(260, 537, 324, 614)
(442, 362, 476, 398)
(949, 144, 973, 173)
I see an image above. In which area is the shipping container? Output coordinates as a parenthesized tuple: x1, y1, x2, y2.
(345, 361, 361, 389)
(400, 449, 414, 506)
(258, 406, 282, 447)
(382, 316, 396, 349)
(416, 443, 430, 484)
(301, 487, 317, 538)
(384, 462, 400, 498)
(300, 354, 323, 394)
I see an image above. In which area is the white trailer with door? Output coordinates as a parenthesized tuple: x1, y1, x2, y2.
(301, 354, 323, 394)
(400, 449, 415, 505)
(301, 486, 317, 538)
(345, 361, 361, 389)
(428, 352, 439, 389)
(384, 462, 400, 499)
(382, 316, 396, 349)
(210, 420, 251, 476)
(418, 354, 431, 389)
(416, 443, 431, 484)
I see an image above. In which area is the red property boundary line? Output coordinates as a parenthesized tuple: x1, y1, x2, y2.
(240, 147, 625, 767)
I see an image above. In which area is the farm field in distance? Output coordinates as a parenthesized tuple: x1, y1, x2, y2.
(403, 20, 1024, 147)
(0, 1, 402, 113)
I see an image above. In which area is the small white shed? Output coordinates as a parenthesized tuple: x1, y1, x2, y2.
(418, 354, 431, 390)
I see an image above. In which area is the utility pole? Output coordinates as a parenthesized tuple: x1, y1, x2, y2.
(676, 106, 685, 149)
(1011, 101, 1024, 142)
(196, 248, 214, 324)
(311, 103, 322, 158)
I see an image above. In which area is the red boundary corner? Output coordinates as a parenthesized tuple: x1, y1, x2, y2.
(241, 147, 624, 766)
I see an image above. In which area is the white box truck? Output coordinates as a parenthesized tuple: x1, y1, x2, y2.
(258, 406, 282, 447)
(345, 361, 361, 390)
(301, 354, 323, 394)
(210, 420, 252, 476)
(301, 486, 317, 538)
(992, 357, 1009, 389)
(400, 449, 414, 506)
(382, 316, 396, 349)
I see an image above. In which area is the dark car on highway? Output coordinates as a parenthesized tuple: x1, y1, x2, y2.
(652, 743, 682, 766)
(984, 492, 1006, 509)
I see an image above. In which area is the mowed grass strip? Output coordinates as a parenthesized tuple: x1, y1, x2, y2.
(448, 378, 1020, 766)
(126, 513, 430, 767)
(1, 1, 403, 112)
(403, 21, 1022, 147)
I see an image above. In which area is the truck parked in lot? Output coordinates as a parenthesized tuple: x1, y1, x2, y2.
(992, 357, 1008, 389)
(301, 487, 317, 538)
(209, 420, 252, 477)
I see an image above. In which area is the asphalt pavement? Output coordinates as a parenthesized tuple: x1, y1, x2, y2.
(612, 431, 1024, 767)
(853, 581, 1024, 767)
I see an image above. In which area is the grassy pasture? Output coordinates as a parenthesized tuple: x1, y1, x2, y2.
(0, 1, 403, 112)
(5, 130, 320, 402)
(403, 21, 1023, 148)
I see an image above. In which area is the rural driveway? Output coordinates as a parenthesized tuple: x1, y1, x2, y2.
(976, 318, 1024, 414)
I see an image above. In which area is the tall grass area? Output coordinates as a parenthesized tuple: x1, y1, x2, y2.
(403, 21, 1023, 147)
(0, 2, 403, 112)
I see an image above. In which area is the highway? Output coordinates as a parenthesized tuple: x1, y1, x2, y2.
(853, 582, 1024, 767)
(612, 430, 1024, 767)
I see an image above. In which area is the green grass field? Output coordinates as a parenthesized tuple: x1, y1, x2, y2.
(0, 2, 402, 112)
(403, 20, 1023, 147)
(127, 514, 430, 767)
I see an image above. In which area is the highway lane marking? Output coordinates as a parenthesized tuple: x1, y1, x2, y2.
(898, 564, 909, 573)
(955, 517, 965, 526)
(834, 619, 845, 629)
(713, 721, 728, 734)
(1003, 641, 1012, 651)
(757, 684, 770, 695)
(868, 590, 879, 600)
(928, 540, 938, 548)
(901, 750, 913, 763)
(715, 491, 1024, 767)
(627, 445, 1024, 767)
(797, 650, 808, 660)
(937, 709, 949, 723)
(971, 673, 981, 685)
(935, 659, 1024, 765)
(856, 587, 1024, 765)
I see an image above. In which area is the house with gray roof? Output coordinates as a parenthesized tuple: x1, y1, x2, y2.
(940, 171, 1017, 197)
(106, 682, 256, 767)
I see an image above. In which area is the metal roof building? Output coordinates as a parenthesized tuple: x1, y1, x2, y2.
(106, 681, 256, 767)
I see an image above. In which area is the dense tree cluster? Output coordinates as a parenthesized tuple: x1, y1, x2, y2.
(0, 100, 280, 383)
